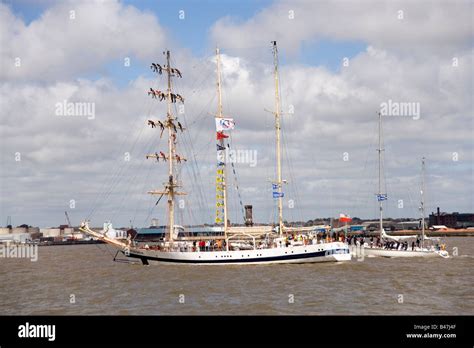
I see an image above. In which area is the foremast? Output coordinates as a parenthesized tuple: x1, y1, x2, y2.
(147, 51, 186, 244)
(272, 41, 284, 236)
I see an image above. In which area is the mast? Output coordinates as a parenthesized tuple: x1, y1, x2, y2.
(420, 157, 426, 249)
(165, 50, 175, 243)
(215, 48, 229, 236)
(146, 51, 186, 245)
(272, 41, 284, 236)
(377, 111, 384, 240)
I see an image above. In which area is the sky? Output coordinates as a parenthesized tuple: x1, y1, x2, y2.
(0, 0, 472, 228)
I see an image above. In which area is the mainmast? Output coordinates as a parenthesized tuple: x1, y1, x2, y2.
(146, 51, 186, 245)
(377, 111, 384, 240)
(272, 41, 284, 236)
(420, 157, 426, 249)
(215, 48, 229, 236)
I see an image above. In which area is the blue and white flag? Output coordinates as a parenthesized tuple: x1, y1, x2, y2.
(377, 194, 388, 201)
(272, 183, 279, 190)
(273, 191, 284, 198)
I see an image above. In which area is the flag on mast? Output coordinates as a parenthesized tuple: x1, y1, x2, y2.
(215, 118, 235, 131)
(216, 131, 229, 140)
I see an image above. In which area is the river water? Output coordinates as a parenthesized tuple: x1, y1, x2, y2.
(0, 237, 473, 315)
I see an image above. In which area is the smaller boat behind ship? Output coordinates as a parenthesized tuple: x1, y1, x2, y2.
(360, 113, 448, 259)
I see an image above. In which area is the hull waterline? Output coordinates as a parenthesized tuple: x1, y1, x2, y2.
(126, 242, 351, 265)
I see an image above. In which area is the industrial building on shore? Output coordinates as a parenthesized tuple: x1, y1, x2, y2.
(0, 225, 40, 244)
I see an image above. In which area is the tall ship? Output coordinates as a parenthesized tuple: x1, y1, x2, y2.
(80, 42, 351, 265)
(362, 112, 449, 258)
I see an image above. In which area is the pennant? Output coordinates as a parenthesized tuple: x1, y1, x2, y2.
(216, 177, 223, 183)
(216, 131, 229, 140)
(273, 192, 284, 198)
(377, 194, 388, 201)
(217, 169, 224, 175)
(215, 118, 235, 131)
(272, 183, 279, 190)
(215, 218, 222, 223)
(217, 144, 226, 151)
(217, 161, 225, 166)
(216, 186, 223, 191)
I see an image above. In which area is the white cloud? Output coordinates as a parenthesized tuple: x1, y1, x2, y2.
(0, 0, 167, 81)
(210, 0, 472, 57)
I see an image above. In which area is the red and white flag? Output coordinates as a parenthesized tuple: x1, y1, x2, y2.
(339, 213, 352, 222)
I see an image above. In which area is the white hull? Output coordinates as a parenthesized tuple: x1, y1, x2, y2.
(127, 242, 351, 265)
(352, 245, 449, 258)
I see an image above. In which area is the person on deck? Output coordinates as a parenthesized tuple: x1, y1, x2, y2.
(411, 241, 415, 251)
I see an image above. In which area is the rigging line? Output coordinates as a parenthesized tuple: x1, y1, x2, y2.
(86, 120, 149, 221)
(226, 141, 246, 222)
(86, 61, 180, 223)
(143, 192, 159, 226)
(141, 141, 172, 226)
(176, 104, 208, 214)
(277, 66, 304, 224)
(131, 154, 157, 226)
(280, 106, 304, 224)
(186, 94, 217, 130)
(349, 118, 379, 217)
(169, 54, 211, 92)
(85, 95, 157, 219)
(282, 134, 301, 223)
(92, 242, 117, 259)
(406, 183, 420, 218)
(88, 97, 161, 219)
(115, 119, 161, 207)
(179, 141, 209, 225)
(110, 132, 160, 223)
(169, 56, 217, 113)
(86, 102, 155, 220)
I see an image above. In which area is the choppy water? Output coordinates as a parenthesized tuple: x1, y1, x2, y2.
(0, 237, 473, 315)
